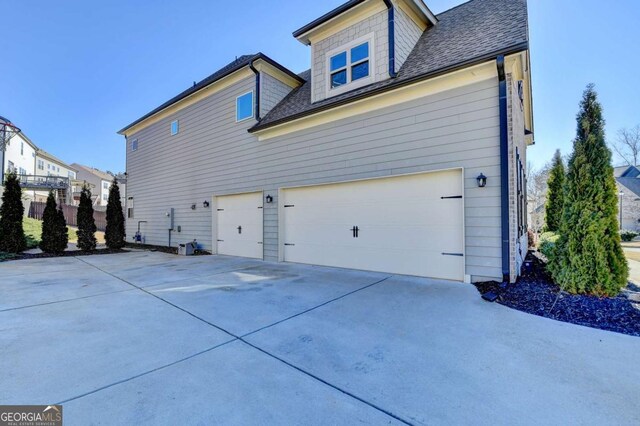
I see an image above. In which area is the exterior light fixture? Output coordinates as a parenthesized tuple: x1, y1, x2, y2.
(476, 173, 487, 188)
(191, 203, 197, 210)
(203, 201, 210, 208)
(265, 194, 273, 203)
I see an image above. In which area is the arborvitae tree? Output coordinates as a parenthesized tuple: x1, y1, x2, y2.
(549, 84, 628, 296)
(76, 184, 97, 251)
(544, 150, 565, 232)
(0, 171, 27, 253)
(39, 191, 68, 253)
(105, 178, 125, 249)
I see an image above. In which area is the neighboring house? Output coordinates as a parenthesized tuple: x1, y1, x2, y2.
(614, 165, 640, 231)
(71, 163, 123, 207)
(118, 0, 533, 284)
(33, 149, 78, 204)
(3, 131, 38, 197)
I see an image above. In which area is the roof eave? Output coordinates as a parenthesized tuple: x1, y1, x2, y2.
(250, 42, 529, 134)
(118, 53, 304, 136)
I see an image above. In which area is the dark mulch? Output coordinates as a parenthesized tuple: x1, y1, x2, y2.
(0, 248, 129, 262)
(475, 251, 640, 337)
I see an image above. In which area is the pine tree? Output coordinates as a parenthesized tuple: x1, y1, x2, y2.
(76, 184, 97, 251)
(0, 171, 27, 253)
(544, 150, 565, 232)
(105, 178, 125, 249)
(549, 84, 628, 296)
(39, 191, 68, 253)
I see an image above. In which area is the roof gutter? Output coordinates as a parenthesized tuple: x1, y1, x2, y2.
(249, 42, 528, 133)
(249, 61, 261, 120)
(496, 55, 510, 283)
(382, 0, 397, 78)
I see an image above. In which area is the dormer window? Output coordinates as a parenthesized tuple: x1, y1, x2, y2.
(326, 35, 374, 96)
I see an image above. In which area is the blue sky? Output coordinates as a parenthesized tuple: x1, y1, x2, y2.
(3, 0, 639, 173)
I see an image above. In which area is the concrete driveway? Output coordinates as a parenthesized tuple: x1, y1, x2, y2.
(1, 251, 639, 425)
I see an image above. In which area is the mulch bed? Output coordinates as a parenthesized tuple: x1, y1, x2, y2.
(475, 251, 640, 337)
(0, 248, 129, 262)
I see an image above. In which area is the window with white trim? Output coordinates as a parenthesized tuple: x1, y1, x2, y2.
(131, 139, 138, 152)
(236, 91, 254, 122)
(171, 120, 179, 135)
(327, 35, 374, 96)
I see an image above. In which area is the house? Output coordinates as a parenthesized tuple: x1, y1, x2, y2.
(3, 131, 38, 193)
(118, 0, 533, 284)
(33, 149, 78, 204)
(71, 164, 124, 208)
(614, 165, 640, 231)
(1, 129, 77, 205)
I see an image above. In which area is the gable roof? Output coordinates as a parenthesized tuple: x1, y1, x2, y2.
(36, 149, 77, 171)
(618, 177, 640, 199)
(251, 0, 529, 132)
(72, 163, 114, 181)
(118, 53, 305, 134)
(292, 0, 437, 41)
(615, 165, 640, 178)
(615, 166, 640, 198)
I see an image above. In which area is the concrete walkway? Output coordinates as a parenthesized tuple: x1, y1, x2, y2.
(1, 252, 638, 425)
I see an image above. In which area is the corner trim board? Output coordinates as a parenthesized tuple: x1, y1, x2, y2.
(496, 55, 510, 283)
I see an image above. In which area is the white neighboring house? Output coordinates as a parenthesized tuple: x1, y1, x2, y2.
(71, 164, 125, 208)
(33, 149, 78, 205)
(3, 132, 37, 183)
(1, 132, 38, 209)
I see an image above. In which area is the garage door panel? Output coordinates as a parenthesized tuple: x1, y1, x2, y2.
(217, 192, 263, 259)
(282, 170, 464, 280)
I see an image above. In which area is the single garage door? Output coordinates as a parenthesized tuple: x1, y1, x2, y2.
(215, 192, 263, 259)
(281, 170, 464, 280)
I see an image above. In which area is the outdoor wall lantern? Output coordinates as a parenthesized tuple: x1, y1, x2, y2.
(203, 201, 210, 208)
(265, 195, 273, 203)
(476, 173, 487, 188)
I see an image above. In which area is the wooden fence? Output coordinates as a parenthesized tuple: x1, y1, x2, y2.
(28, 202, 107, 231)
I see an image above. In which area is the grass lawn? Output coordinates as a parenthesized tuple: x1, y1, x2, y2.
(23, 217, 105, 248)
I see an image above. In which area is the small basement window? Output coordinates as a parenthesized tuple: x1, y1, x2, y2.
(236, 91, 254, 122)
(171, 120, 179, 135)
(327, 35, 373, 95)
(131, 139, 138, 151)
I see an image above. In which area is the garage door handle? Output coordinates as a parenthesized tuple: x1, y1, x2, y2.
(441, 195, 463, 199)
(442, 252, 464, 257)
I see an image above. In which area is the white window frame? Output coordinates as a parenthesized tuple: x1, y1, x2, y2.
(171, 120, 179, 135)
(325, 33, 375, 97)
(131, 139, 138, 152)
(235, 91, 254, 122)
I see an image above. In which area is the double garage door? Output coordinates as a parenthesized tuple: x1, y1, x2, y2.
(216, 169, 464, 280)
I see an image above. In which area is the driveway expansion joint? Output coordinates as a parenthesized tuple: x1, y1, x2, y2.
(72, 256, 409, 424)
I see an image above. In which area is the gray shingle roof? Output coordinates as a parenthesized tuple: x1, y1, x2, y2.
(618, 177, 640, 198)
(615, 165, 640, 178)
(118, 53, 304, 134)
(251, 0, 528, 132)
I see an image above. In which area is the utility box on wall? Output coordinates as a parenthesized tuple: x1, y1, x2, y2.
(165, 208, 174, 230)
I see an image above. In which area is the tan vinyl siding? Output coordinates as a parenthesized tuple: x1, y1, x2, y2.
(126, 76, 502, 282)
(394, 3, 423, 71)
(260, 72, 293, 118)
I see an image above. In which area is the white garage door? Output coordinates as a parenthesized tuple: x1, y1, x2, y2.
(281, 170, 464, 280)
(216, 192, 263, 259)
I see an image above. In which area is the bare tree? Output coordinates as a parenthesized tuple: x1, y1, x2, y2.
(611, 125, 640, 166)
(527, 161, 551, 236)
